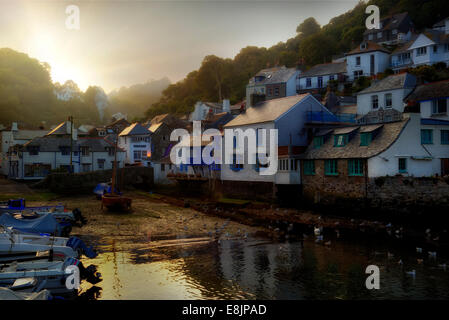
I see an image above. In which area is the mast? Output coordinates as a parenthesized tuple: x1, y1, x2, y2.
(111, 135, 118, 194)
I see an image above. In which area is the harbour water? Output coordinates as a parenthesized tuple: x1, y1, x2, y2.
(79, 233, 449, 300)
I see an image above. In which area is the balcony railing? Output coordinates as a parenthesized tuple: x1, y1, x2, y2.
(390, 59, 412, 68)
(306, 111, 356, 123)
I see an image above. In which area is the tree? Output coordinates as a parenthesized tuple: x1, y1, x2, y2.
(296, 17, 321, 38)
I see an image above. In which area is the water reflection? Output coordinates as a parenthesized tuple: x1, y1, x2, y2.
(80, 236, 449, 300)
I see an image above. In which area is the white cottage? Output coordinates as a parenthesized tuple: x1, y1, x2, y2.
(356, 73, 417, 116)
(297, 62, 347, 92)
(345, 41, 390, 81)
(118, 123, 152, 166)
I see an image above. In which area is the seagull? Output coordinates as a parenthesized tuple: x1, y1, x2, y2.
(314, 226, 322, 236)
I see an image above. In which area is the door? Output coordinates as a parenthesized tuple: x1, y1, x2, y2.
(441, 159, 449, 176)
(370, 55, 375, 76)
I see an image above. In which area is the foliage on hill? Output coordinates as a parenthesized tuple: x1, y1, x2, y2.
(145, 0, 449, 118)
(0, 48, 169, 127)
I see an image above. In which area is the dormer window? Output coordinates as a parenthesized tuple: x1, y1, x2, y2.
(360, 133, 372, 146)
(334, 134, 348, 147)
(360, 43, 367, 50)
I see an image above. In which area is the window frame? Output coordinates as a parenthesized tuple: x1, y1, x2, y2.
(303, 160, 315, 175)
(371, 95, 379, 109)
(324, 159, 338, 176)
(385, 93, 393, 108)
(398, 158, 407, 173)
(421, 129, 433, 144)
(348, 159, 364, 176)
(441, 130, 449, 145)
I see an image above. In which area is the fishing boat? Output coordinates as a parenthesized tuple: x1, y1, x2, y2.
(0, 212, 72, 237)
(0, 199, 86, 225)
(0, 226, 97, 261)
(0, 257, 101, 295)
(101, 136, 132, 212)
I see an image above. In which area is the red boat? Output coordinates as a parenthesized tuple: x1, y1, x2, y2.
(101, 193, 132, 211)
(101, 136, 132, 212)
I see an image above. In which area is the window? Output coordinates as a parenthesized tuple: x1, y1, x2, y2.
(433, 45, 438, 53)
(421, 129, 433, 144)
(441, 130, 449, 145)
(445, 44, 449, 52)
(371, 95, 379, 109)
(313, 136, 324, 149)
(432, 99, 447, 114)
(303, 160, 315, 175)
(368, 33, 373, 40)
(416, 47, 427, 56)
(306, 78, 312, 88)
(318, 77, 323, 88)
(274, 87, 280, 96)
(385, 93, 392, 108)
(133, 150, 142, 161)
(348, 159, 364, 176)
(329, 75, 334, 81)
(334, 134, 348, 147)
(161, 164, 165, 172)
(354, 70, 363, 80)
(377, 31, 382, 39)
(60, 146, 70, 156)
(360, 132, 372, 146)
(107, 147, 114, 157)
(80, 147, 89, 156)
(392, 29, 398, 35)
(398, 158, 407, 173)
(97, 159, 105, 170)
(268, 88, 273, 96)
(356, 57, 361, 66)
(324, 160, 338, 176)
(82, 164, 91, 172)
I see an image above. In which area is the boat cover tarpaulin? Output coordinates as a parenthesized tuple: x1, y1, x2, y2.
(0, 213, 62, 236)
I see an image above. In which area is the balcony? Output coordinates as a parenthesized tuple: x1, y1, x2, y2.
(390, 59, 412, 68)
(306, 111, 356, 124)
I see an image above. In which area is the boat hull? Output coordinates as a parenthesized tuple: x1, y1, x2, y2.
(101, 194, 132, 212)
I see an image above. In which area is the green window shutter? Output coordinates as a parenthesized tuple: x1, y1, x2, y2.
(325, 160, 338, 175)
(313, 137, 323, 149)
(348, 159, 364, 176)
(360, 133, 371, 146)
(334, 134, 347, 147)
(421, 129, 433, 144)
(304, 160, 315, 175)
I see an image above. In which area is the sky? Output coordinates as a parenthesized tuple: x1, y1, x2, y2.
(0, 0, 360, 92)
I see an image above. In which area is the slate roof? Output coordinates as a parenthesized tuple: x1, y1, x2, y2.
(358, 73, 416, 95)
(12, 130, 47, 140)
(405, 80, 449, 102)
(24, 137, 124, 152)
(148, 122, 164, 133)
(303, 116, 410, 160)
(363, 12, 411, 35)
(119, 123, 151, 136)
(224, 94, 311, 127)
(248, 66, 297, 86)
(46, 122, 69, 136)
(346, 41, 390, 56)
(300, 62, 346, 78)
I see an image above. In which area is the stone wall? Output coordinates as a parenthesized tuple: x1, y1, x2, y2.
(33, 166, 154, 194)
(301, 159, 368, 205)
(214, 180, 275, 201)
(302, 158, 449, 217)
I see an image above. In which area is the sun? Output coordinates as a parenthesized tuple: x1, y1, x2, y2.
(29, 33, 89, 91)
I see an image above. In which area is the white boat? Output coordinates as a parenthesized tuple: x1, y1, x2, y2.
(0, 226, 97, 260)
(0, 257, 81, 295)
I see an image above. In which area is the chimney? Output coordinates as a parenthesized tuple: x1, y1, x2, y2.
(222, 99, 230, 113)
(11, 122, 18, 131)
